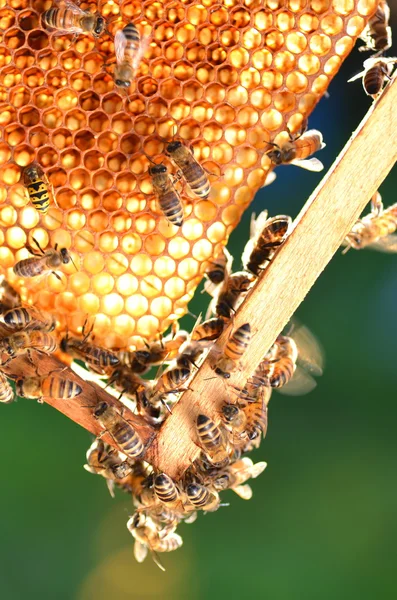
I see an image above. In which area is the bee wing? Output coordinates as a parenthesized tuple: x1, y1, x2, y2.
(290, 158, 324, 172)
(132, 35, 151, 71)
(114, 28, 128, 64)
(365, 234, 397, 253)
(249, 461, 267, 479)
(292, 323, 324, 377)
(347, 70, 365, 82)
(261, 171, 276, 187)
(232, 484, 253, 500)
(106, 479, 116, 498)
(134, 540, 148, 563)
(277, 366, 318, 396)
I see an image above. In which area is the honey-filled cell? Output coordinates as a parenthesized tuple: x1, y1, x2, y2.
(0, 0, 375, 348)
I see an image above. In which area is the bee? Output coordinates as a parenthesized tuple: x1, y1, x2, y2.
(149, 163, 184, 227)
(221, 403, 247, 438)
(196, 414, 230, 465)
(114, 23, 149, 89)
(212, 271, 255, 320)
(93, 401, 145, 459)
(43, 1, 106, 38)
(22, 163, 53, 216)
(264, 335, 298, 388)
(1, 307, 55, 332)
(107, 365, 146, 399)
(359, 0, 391, 55)
(15, 373, 82, 403)
(166, 140, 211, 199)
(242, 211, 292, 276)
(241, 388, 269, 441)
(117, 349, 151, 374)
(84, 439, 132, 497)
(154, 473, 181, 507)
(151, 366, 191, 409)
(0, 277, 20, 312)
(0, 372, 13, 404)
(191, 317, 225, 342)
(127, 512, 183, 570)
(213, 323, 251, 379)
(60, 324, 119, 374)
(13, 239, 73, 281)
(266, 125, 325, 172)
(203, 247, 233, 297)
(344, 194, 397, 252)
(213, 458, 267, 500)
(348, 57, 397, 98)
(186, 483, 220, 511)
(0, 331, 57, 363)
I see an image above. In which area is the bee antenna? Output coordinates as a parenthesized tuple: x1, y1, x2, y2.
(69, 254, 78, 273)
(143, 152, 157, 165)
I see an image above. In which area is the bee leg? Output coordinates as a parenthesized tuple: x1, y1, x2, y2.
(32, 237, 45, 255)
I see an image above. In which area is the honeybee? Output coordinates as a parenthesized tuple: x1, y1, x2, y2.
(166, 141, 210, 199)
(266, 126, 325, 172)
(84, 439, 132, 497)
(22, 163, 54, 215)
(344, 194, 397, 252)
(186, 483, 220, 511)
(93, 401, 145, 459)
(116, 349, 151, 374)
(154, 473, 181, 507)
(191, 317, 225, 342)
(213, 323, 251, 379)
(242, 211, 292, 276)
(15, 373, 82, 403)
(241, 388, 269, 441)
(151, 366, 191, 409)
(107, 365, 146, 399)
(0, 277, 20, 312)
(213, 458, 267, 500)
(203, 247, 233, 297)
(13, 239, 74, 281)
(0, 372, 13, 404)
(196, 414, 230, 465)
(359, 0, 391, 55)
(149, 163, 184, 227)
(0, 331, 57, 363)
(212, 271, 255, 320)
(60, 325, 119, 374)
(127, 512, 183, 570)
(1, 307, 55, 333)
(43, 1, 106, 38)
(114, 23, 149, 88)
(348, 57, 397, 98)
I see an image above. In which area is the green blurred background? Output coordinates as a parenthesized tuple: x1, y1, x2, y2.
(1, 16, 397, 600)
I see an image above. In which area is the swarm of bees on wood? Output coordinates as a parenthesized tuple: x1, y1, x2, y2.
(0, 0, 395, 571)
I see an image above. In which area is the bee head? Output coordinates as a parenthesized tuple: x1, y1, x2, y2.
(149, 164, 167, 176)
(115, 79, 131, 88)
(214, 367, 230, 378)
(267, 147, 282, 165)
(94, 17, 106, 36)
(166, 141, 182, 154)
(93, 401, 108, 419)
(222, 404, 239, 422)
(60, 248, 70, 264)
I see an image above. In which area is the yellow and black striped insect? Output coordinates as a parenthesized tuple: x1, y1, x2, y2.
(1, 307, 55, 333)
(0, 331, 57, 363)
(60, 322, 119, 374)
(0, 372, 13, 404)
(93, 401, 144, 459)
(191, 317, 225, 342)
(166, 141, 210, 199)
(149, 163, 184, 227)
(212, 271, 255, 320)
(348, 57, 397, 98)
(213, 322, 251, 378)
(114, 23, 149, 88)
(43, 1, 106, 38)
(359, 0, 391, 55)
(0, 277, 21, 312)
(154, 473, 181, 506)
(242, 211, 292, 276)
(186, 483, 220, 511)
(14, 374, 82, 403)
(22, 163, 53, 216)
(84, 439, 132, 497)
(151, 365, 191, 407)
(266, 126, 325, 172)
(13, 239, 74, 281)
(196, 414, 230, 465)
(213, 458, 267, 500)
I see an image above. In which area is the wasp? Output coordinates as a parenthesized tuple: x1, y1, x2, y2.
(113, 23, 149, 88)
(93, 401, 145, 459)
(14, 372, 82, 403)
(344, 193, 397, 252)
(0, 372, 13, 404)
(212, 271, 255, 320)
(1, 307, 55, 333)
(127, 512, 183, 570)
(213, 323, 251, 379)
(266, 124, 325, 172)
(203, 247, 233, 297)
(186, 483, 220, 511)
(43, 1, 106, 39)
(348, 57, 397, 98)
(166, 140, 211, 199)
(242, 211, 292, 276)
(196, 414, 230, 466)
(22, 163, 53, 216)
(13, 239, 74, 281)
(359, 0, 391, 55)
(149, 163, 184, 227)
(213, 458, 267, 500)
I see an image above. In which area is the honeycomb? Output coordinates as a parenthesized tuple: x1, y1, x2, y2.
(0, 0, 378, 349)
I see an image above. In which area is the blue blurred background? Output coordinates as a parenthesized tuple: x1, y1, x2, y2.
(1, 14, 397, 600)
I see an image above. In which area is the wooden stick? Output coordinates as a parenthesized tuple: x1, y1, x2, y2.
(145, 74, 397, 478)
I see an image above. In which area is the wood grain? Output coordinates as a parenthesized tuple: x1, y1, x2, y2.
(145, 74, 397, 478)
